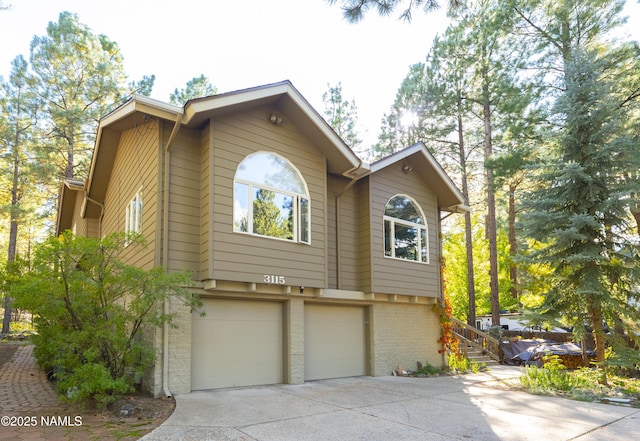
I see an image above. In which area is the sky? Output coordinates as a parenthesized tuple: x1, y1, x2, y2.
(1, 0, 639, 148)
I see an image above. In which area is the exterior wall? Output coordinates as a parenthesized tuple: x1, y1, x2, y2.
(166, 295, 193, 395)
(166, 125, 201, 275)
(86, 216, 100, 238)
(101, 119, 159, 270)
(371, 302, 443, 375)
(209, 106, 328, 288)
(285, 298, 305, 384)
(357, 179, 372, 292)
(327, 174, 360, 291)
(160, 287, 443, 394)
(367, 165, 440, 297)
(69, 191, 100, 238)
(200, 123, 211, 280)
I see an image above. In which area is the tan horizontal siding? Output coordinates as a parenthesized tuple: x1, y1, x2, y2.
(200, 123, 211, 280)
(357, 180, 372, 292)
(167, 127, 201, 274)
(102, 120, 159, 271)
(327, 178, 338, 288)
(368, 166, 439, 297)
(327, 175, 360, 291)
(210, 107, 327, 288)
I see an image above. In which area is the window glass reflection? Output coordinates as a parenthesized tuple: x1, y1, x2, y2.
(234, 182, 249, 232)
(252, 189, 294, 240)
(233, 152, 310, 243)
(383, 195, 428, 263)
(235, 153, 306, 194)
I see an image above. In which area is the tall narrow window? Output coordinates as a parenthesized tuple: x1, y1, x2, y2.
(234, 152, 310, 243)
(383, 195, 428, 263)
(125, 189, 143, 235)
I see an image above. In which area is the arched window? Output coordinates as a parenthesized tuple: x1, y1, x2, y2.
(233, 152, 310, 243)
(383, 195, 428, 263)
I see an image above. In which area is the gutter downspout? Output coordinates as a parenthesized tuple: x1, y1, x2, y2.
(162, 115, 182, 399)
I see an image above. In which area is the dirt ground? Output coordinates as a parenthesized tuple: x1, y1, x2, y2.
(0, 342, 175, 440)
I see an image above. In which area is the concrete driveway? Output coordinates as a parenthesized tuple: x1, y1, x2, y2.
(141, 366, 639, 441)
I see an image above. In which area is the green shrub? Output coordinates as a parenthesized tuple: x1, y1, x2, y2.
(448, 353, 470, 372)
(13, 231, 201, 407)
(447, 353, 484, 373)
(59, 363, 131, 408)
(414, 362, 442, 376)
(521, 355, 593, 393)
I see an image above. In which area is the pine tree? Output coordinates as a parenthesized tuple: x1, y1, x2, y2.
(0, 56, 39, 334)
(29, 12, 130, 180)
(521, 49, 640, 363)
(327, 0, 462, 22)
(170, 75, 217, 105)
(322, 83, 364, 158)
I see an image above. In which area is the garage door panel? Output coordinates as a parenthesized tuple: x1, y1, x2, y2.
(305, 304, 365, 381)
(192, 299, 283, 390)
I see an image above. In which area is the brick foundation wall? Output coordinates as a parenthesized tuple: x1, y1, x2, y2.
(371, 303, 443, 375)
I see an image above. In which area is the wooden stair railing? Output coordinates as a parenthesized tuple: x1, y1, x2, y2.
(450, 317, 502, 363)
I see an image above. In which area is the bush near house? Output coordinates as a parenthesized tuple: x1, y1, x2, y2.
(12, 231, 200, 407)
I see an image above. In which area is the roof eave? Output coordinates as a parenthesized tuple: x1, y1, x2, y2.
(370, 142, 467, 212)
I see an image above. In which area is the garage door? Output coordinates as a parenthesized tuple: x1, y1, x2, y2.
(304, 304, 365, 381)
(192, 299, 283, 390)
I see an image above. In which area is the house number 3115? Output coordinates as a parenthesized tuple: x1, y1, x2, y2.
(264, 274, 286, 285)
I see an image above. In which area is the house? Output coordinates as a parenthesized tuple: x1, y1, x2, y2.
(56, 81, 468, 397)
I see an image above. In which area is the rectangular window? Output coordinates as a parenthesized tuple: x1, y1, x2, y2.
(394, 223, 417, 261)
(126, 190, 143, 235)
(234, 182, 249, 232)
(384, 220, 392, 256)
(252, 188, 294, 240)
(420, 228, 428, 262)
(300, 198, 309, 243)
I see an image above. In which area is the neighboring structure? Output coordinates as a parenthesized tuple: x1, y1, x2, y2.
(476, 314, 569, 333)
(56, 81, 468, 396)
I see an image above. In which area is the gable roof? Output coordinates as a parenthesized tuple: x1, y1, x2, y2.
(81, 81, 367, 219)
(370, 142, 469, 213)
(182, 81, 366, 178)
(56, 179, 85, 235)
(75, 82, 466, 223)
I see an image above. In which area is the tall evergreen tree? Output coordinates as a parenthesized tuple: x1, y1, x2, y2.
(322, 82, 364, 158)
(170, 75, 216, 105)
(521, 48, 640, 364)
(29, 12, 131, 180)
(327, 0, 462, 22)
(376, 34, 483, 325)
(379, 0, 532, 326)
(0, 56, 39, 334)
(515, 0, 640, 364)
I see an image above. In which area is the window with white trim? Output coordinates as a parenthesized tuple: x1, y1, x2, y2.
(233, 152, 310, 243)
(383, 195, 428, 263)
(125, 189, 143, 235)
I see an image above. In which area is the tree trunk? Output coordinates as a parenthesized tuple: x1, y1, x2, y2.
(632, 205, 640, 237)
(482, 85, 500, 327)
(508, 183, 518, 299)
(457, 110, 476, 328)
(588, 299, 607, 385)
(66, 139, 74, 179)
(2, 145, 20, 335)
